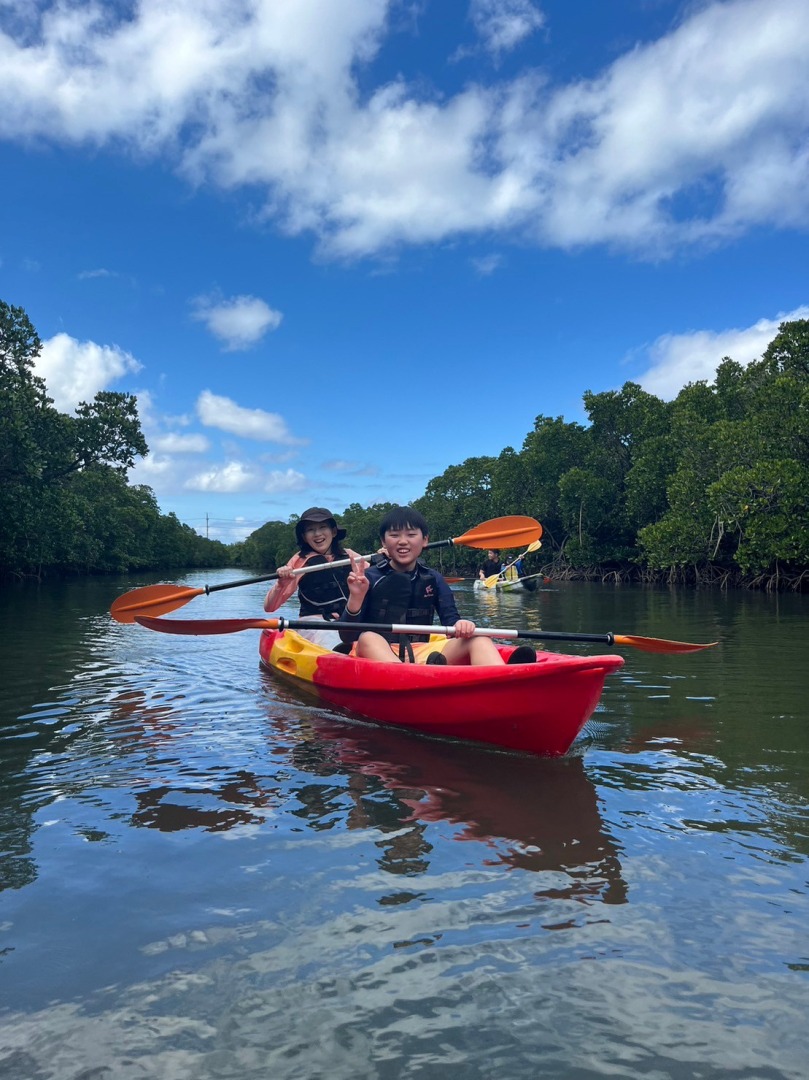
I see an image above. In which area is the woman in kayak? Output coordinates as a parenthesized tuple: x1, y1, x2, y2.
(264, 507, 358, 645)
(339, 506, 535, 665)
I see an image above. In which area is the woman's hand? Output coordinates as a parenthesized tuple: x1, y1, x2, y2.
(453, 619, 476, 639)
(276, 565, 294, 580)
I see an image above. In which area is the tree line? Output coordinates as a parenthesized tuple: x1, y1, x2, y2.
(238, 319, 809, 591)
(1, 301, 230, 577)
(3, 297, 807, 590)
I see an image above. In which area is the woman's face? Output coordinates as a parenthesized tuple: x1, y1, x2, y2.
(303, 522, 337, 555)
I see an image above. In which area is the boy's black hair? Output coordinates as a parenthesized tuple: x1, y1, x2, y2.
(378, 506, 429, 538)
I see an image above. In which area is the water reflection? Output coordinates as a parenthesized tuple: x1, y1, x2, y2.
(131, 770, 282, 832)
(263, 676, 628, 907)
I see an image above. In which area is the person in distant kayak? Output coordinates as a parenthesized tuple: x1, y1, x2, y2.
(339, 507, 535, 665)
(479, 549, 502, 580)
(264, 507, 358, 645)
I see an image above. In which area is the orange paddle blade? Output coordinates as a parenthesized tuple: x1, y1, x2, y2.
(136, 616, 276, 635)
(454, 516, 542, 550)
(110, 584, 205, 624)
(613, 635, 719, 654)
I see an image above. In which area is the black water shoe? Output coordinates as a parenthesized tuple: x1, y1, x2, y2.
(425, 652, 448, 665)
(507, 645, 537, 665)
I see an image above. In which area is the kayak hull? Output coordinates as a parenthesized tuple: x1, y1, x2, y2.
(259, 630, 624, 756)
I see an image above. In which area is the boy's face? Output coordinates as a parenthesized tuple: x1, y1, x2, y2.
(382, 525, 427, 570)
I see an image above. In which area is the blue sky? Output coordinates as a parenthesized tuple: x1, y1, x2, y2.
(1, 0, 807, 542)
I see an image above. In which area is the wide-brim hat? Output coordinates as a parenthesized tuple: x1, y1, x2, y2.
(295, 507, 347, 544)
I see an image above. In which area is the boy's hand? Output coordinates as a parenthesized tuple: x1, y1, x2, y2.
(346, 554, 370, 610)
(453, 619, 476, 639)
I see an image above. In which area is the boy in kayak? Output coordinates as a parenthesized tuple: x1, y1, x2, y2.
(479, 549, 502, 580)
(339, 506, 535, 665)
(265, 506, 358, 646)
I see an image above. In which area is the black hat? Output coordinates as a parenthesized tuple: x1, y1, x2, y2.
(295, 507, 347, 545)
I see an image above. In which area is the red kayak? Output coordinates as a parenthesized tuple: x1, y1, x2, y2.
(259, 629, 624, 756)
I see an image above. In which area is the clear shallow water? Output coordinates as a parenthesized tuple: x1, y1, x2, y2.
(1, 572, 807, 1078)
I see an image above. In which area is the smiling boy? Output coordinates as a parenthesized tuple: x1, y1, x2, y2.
(339, 506, 535, 665)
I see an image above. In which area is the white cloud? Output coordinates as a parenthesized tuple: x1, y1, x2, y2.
(191, 293, 283, 350)
(133, 453, 175, 481)
(77, 267, 118, 280)
(636, 305, 809, 399)
(151, 432, 211, 453)
(0, 0, 807, 257)
(197, 390, 307, 445)
(470, 252, 503, 275)
(186, 461, 263, 493)
(470, 0, 545, 55)
(35, 333, 142, 412)
(264, 468, 308, 494)
(185, 461, 307, 494)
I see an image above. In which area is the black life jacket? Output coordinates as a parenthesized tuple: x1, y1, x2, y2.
(364, 562, 438, 642)
(296, 555, 350, 619)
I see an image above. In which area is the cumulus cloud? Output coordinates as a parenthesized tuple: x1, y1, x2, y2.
(636, 305, 809, 399)
(185, 461, 306, 494)
(196, 390, 307, 445)
(0, 0, 807, 257)
(191, 293, 283, 350)
(150, 432, 211, 453)
(186, 461, 263, 493)
(34, 333, 142, 412)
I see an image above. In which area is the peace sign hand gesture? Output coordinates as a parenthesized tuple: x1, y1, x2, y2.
(346, 553, 370, 612)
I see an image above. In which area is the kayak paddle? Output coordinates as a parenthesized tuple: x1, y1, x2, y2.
(133, 615, 718, 654)
(482, 538, 543, 588)
(110, 515, 542, 623)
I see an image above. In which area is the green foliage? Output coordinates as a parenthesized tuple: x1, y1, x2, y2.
(0, 299, 228, 578)
(707, 461, 809, 575)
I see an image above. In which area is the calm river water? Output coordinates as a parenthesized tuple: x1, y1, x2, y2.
(1, 570, 808, 1079)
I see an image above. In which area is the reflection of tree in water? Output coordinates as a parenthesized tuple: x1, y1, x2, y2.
(131, 770, 281, 833)
(0, 806, 37, 892)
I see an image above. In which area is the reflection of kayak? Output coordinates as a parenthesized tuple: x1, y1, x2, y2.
(259, 629, 624, 756)
(496, 576, 538, 592)
(305, 719, 627, 897)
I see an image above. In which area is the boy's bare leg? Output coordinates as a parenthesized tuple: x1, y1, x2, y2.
(441, 636, 505, 666)
(355, 631, 401, 662)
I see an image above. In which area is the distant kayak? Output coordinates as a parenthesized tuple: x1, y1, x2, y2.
(259, 629, 623, 756)
(474, 574, 539, 592)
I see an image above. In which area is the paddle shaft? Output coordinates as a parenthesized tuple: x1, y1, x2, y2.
(133, 614, 717, 652)
(110, 516, 543, 622)
(115, 538, 461, 616)
(137, 614, 616, 644)
(285, 619, 618, 644)
(176, 535, 490, 596)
